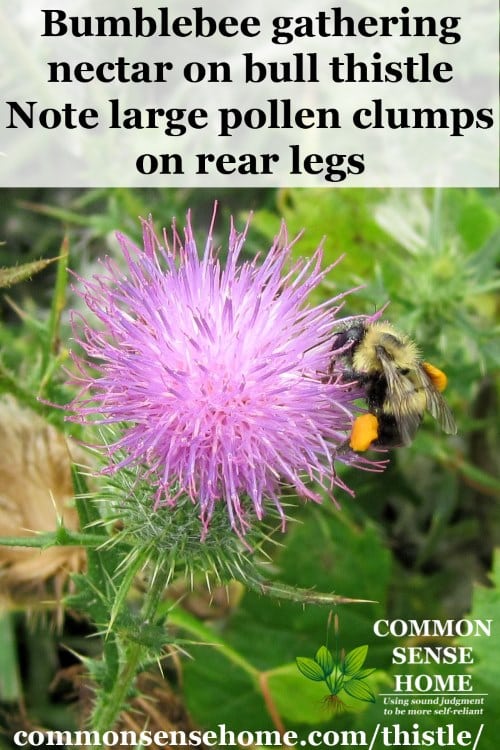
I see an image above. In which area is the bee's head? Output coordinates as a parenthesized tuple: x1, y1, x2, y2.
(332, 322, 366, 354)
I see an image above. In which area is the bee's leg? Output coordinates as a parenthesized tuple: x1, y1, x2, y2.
(323, 363, 359, 385)
(322, 358, 337, 384)
(349, 413, 379, 451)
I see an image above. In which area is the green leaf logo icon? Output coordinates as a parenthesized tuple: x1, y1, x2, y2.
(296, 619, 376, 714)
(315, 645, 335, 677)
(296, 657, 326, 682)
(343, 645, 368, 676)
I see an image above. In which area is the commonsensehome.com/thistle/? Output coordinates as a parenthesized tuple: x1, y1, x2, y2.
(11, 722, 484, 748)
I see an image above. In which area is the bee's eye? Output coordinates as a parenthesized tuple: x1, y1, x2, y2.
(332, 331, 349, 349)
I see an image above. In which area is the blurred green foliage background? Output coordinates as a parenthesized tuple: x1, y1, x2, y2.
(0, 187, 498, 747)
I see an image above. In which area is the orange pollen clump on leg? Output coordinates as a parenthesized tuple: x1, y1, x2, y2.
(423, 362, 448, 392)
(349, 413, 379, 452)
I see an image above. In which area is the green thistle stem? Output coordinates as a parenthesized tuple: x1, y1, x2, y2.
(71, 466, 123, 727)
(91, 565, 172, 733)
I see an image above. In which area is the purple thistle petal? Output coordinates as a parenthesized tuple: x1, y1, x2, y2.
(67, 207, 381, 536)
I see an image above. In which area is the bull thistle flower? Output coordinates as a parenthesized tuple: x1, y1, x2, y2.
(67, 206, 376, 540)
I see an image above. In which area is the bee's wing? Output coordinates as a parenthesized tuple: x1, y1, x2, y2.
(421, 370, 458, 435)
(376, 349, 423, 445)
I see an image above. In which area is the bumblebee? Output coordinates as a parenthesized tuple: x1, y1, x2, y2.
(332, 321, 457, 451)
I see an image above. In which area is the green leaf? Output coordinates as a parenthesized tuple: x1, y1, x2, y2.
(342, 678, 376, 703)
(343, 645, 369, 676)
(178, 641, 267, 731)
(295, 657, 325, 682)
(268, 664, 328, 724)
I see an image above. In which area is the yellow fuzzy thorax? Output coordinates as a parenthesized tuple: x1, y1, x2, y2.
(352, 321, 421, 373)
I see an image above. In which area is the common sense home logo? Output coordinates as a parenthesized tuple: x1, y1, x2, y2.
(296, 615, 375, 714)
